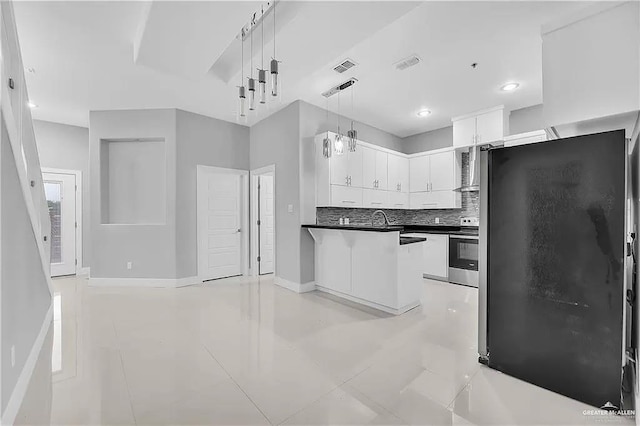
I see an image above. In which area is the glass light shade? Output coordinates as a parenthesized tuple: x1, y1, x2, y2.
(237, 86, 247, 121)
(347, 127, 357, 152)
(248, 78, 256, 111)
(322, 134, 332, 159)
(334, 133, 344, 155)
(258, 69, 267, 104)
(270, 59, 279, 97)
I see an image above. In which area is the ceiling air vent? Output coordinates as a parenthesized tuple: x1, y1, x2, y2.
(394, 54, 421, 71)
(333, 58, 357, 74)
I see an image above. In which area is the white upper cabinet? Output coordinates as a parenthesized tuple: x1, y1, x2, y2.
(428, 151, 455, 191)
(362, 146, 387, 190)
(315, 132, 459, 210)
(375, 150, 388, 191)
(409, 156, 429, 192)
(475, 109, 506, 145)
(452, 106, 509, 148)
(388, 154, 409, 193)
(330, 148, 362, 187)
(452, 116, 476, 149)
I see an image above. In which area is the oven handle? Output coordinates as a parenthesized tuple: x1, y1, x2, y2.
(450, 235, 479, 240)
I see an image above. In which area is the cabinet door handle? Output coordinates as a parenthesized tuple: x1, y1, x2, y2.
(372, 202, 382, 205)
(422, 202, 437, 206)
(345, 176, 349, 185)
(342, 200, 356, 204)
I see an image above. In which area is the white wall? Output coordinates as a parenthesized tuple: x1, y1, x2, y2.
(33, 120, 90, 267)
(89, 109, 177, 279)
(250, 102, 302, 284)
(1, 121, 51, 414)
(542, 2, 640, 127)
(105, 139, 166, 224)
(175, 109, 249, 279)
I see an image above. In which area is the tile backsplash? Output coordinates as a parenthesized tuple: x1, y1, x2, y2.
(316, 152, 479, 226)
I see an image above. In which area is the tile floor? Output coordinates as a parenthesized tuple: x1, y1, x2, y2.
(16, 275, 634, 425)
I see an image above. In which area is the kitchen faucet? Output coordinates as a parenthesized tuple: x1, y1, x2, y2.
(371, 210, 391, 227)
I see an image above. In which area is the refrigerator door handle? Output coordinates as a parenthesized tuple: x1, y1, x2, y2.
(478, 148, 489, 364)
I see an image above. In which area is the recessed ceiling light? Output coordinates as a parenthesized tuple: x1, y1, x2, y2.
(501, 82, 520, 92)
(417, 109, 431, 117)
(27, 101, 38, 109)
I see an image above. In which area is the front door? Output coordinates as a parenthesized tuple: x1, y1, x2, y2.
(43, 172, 76, 277)
(197, 168, 243, 281)
(258, 174, 274, 275)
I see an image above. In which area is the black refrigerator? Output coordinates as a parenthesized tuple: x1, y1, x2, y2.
(484, 129, 628, 408)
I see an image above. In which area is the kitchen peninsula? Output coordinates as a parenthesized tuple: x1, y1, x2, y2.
(302, 224, 425, 314)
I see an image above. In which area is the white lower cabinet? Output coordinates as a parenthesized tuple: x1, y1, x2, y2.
(403, 233, 449, 280)
(388, 191, 409, 209)
(362, 188, 388, 209)
(330, 185, 362, 208)
(422, 234, 449, 279)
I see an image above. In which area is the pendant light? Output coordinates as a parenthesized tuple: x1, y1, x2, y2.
(238, 32, 247, 121)
(334, 91, 344, 155)
(270, 0, 280, 98)
(322, 97, 332, 159)
(347, 84, 357, 152)
(247, 30, 256, 112)
(258, 6, 267, 104)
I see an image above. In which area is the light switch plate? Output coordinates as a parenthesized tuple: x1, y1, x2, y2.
(127, 262, 132, 270)
(288, 204, 293, 213)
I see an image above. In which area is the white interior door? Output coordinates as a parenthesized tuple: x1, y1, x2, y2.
(258, 174, 274, 275)
(43, 172, 76, 277)
(198, 169, 243, 281)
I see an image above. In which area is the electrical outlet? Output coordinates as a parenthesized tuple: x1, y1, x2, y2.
(11, 345, 15, 367)
(127, 262, 132, 270)
(435, 217, 440, 224)
(287, 204, 294, 213)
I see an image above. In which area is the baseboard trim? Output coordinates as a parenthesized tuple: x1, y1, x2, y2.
(274, 276, 316, 293)
(88, 276, 201, 288)
(315, 285, 419, 315)
(77, 267, 90, 276)
(1, 302, 53, 426)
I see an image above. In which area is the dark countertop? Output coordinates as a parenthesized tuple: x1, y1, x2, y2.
(399, 236, 427, 245)
(402, 224, 479, 236)
(302, 224, 479, 236)
(302, 224, 404, 232)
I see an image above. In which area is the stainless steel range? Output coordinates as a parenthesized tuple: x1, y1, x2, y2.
(448, 217, 479, 287)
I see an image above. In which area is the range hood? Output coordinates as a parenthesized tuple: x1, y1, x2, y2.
(454, 146, 480, 192)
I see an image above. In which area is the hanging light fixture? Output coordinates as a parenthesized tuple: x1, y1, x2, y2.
(238, 31, 247, 121)
(247, 30, 256, 112)
(322, 97, 332, 159)
(334, 91, 344, 155)
(270, 0, 280, 98)
(258, 6, 267, 105)
(347, 84, 357, 152)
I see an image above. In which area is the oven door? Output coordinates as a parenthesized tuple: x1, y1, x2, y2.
(449, 236, 479, 271)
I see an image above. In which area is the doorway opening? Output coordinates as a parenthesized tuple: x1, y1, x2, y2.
(196, 166, 249, 282)
(251, 165, 276, 276)
(42, 169, 81, 277)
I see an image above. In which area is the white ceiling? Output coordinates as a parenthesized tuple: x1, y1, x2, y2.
(15, 1, 594, 138)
